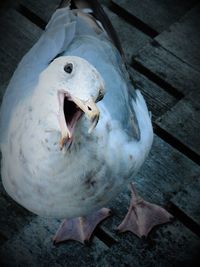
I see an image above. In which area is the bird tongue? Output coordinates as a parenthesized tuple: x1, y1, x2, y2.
(58, 91, 83, 150)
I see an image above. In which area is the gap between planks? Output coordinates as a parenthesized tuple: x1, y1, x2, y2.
(94, 226, 118, 247)
(16, 4, 47, 29)
(168, 202, 200, 238)
(110, 0, 158, 37)
(131, 58, 184, 100)
(18, 1, 158, 39)
(154, 125, 200, 166)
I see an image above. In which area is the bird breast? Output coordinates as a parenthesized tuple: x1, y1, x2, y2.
(1, 102, 126, 218)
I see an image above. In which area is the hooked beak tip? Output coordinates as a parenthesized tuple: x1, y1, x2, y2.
(72, 96, 100, 133)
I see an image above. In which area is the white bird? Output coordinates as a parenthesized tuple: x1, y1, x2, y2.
(0, 0, 172, 244)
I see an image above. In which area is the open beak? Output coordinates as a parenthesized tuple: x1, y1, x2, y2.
(58, 91, 100, 150)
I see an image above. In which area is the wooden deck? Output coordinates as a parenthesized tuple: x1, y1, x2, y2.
(0, 0, 199, 266)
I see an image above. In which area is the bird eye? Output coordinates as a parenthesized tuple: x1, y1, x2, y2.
(64, 63, 73, 74)
(96, 90, 104, 102)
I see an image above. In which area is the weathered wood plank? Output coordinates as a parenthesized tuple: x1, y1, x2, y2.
(0, 9, 42, 84)
(156, 92, 200, 157)
(129, 67, 177, 120)
(1, 216, 199, 267)
(132, 41, 200, 96)
(104, 7, 151, 62)
(111, 0, 198, 33)
(98, 222, 200, 266)
(156, 3, 200, 72)
(0, 216, 109, 267)
(172, 177, 200, 226)
(20, 0, 60, 22)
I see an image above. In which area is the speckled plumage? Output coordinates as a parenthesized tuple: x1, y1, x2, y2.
(0, 6, 153, 220)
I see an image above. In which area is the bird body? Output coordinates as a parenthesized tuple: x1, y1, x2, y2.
(0, 5, 153, 223)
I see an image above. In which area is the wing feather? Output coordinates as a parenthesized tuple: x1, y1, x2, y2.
(61, 0, 124, 57)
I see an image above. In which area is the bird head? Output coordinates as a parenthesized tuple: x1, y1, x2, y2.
(48, 56, 105, 149)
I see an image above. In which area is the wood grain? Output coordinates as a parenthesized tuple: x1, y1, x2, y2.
(156, 3, 200, 72)
(171, 177, 200, 226)
(20, 0, 60, 23)
(156, 92, 200, 157)
(0, 9, 42, 84)
(129, 67, 177, 120)
(133, 41, 200, 96)
(104, 7, 151, 62)
(112, 0, 198, 33)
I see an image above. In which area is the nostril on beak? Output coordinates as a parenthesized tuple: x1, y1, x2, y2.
(87, 106, 92, 111)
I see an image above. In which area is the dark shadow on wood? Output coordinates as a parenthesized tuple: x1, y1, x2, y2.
(94, 227, 117, 247)
(169, 202, 200, 238)
(0, 232, 8, 242)
(154, 125, 200, 165)
(131, 59, 184, 100)
(110, 1, 158, 38)
(16, 4, 47, 29)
